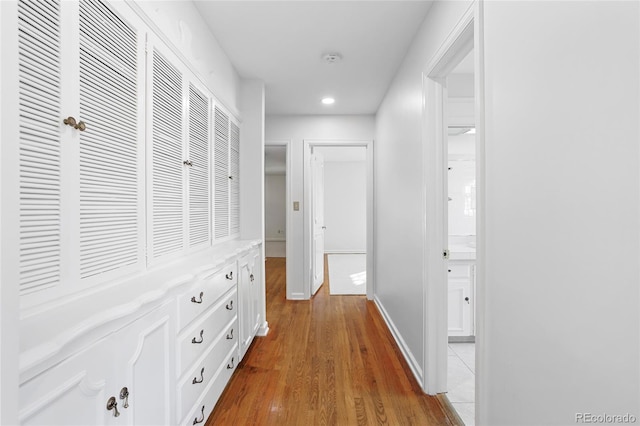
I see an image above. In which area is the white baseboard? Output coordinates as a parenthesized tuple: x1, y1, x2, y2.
(325, 250, 366, 254)
(374, 295, 423, 386)
(266, 241, 286, 258)
(289, 292, 305, 300)
(257, 321, 270, 336)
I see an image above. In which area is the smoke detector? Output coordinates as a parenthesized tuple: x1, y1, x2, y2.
(323, 53, 342, 63)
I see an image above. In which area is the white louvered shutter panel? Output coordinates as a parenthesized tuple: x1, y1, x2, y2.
(151, 49, 184, 258)
(229, 122, 240, 235)
(18, 0, 62, 294)
(214, 106, 229, 239)
(78, 0, 140, 278)
(188, 84, 210, 247)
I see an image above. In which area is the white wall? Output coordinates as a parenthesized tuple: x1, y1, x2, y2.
(239, 79, 265, 241)
(266, 115, 374, 298)
(133, 1, 241, 115)
(482, 2, 639, 424)
(374, 0, 474, 386)
(0, 2, 20, 423)
(448, 73, 474, 98)
(265, 174, 286, 240)
(265, 173, 286, 259)
(323, 161, 367, 253)
(448, 159, 475, 237)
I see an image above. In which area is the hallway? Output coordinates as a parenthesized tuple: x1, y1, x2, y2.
(207, 258, 461, 425)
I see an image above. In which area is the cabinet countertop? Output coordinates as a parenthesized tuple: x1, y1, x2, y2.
(449, 244, 476, 261)
(19, 239, 262, 381)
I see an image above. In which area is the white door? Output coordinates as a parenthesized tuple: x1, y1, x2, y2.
(311, 150, 325, 295)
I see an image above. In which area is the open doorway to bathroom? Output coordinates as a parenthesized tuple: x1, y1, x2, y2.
(422, 8, 482, 425)
(446, 49, 476, 426)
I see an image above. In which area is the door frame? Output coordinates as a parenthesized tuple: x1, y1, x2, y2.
(303, 140, 374, 300)
(264, 140, 292, 289)
(421, 2, 486, 421)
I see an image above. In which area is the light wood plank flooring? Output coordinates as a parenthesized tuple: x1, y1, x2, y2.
(207, 257, 460, 425)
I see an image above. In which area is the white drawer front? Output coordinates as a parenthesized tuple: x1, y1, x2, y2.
(179, 337, 238, 424)
(448, 263, 471, 278)
(177, 263, 237, 331)
(177, 288, 237, 375)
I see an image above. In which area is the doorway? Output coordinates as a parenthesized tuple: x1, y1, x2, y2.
(303, 140, 374, 300)
(264, 140, 292, 297)
(446, 48, 476, 426)
(422, 4, 484, 426)
(314, 146, 367, 296)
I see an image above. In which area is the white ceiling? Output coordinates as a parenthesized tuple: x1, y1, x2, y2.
(194, 1, 434, 115)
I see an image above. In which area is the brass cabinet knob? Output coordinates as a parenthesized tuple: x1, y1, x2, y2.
(63, 116, 86, 131)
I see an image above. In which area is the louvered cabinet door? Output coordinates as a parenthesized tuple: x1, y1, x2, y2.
(229, 121, 240, 236)
(78, 0, 145, 281)
(17, 0, 64, 296)
(214, 106, 230, 240)
(149, 46, 185, 261)
(187, 84, 211, 249)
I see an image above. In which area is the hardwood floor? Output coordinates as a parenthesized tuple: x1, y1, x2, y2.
(207, 257, 460, 425)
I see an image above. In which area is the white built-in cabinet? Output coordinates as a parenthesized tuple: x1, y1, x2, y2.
(447, 260, 475, 337)
(214, 107, 241, 240)
(147, 37, 215, 262)
(17, 0, 147, 307)
(238, 247, 263, 359)
(7, 0, 264, 424)
(21, 301, 174, 426)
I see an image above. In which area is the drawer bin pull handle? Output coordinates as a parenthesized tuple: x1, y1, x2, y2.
(119, 387, 129, 408)
(192, 330, 204, 344)
(193, 405, 205, 425)
(193, 367, 205, 384)
(106, 397, 120, 417)
(227, 357, 235, 369)
(226, 300, 233, 310)
(191, 292, 204, 304)
(225, 271, 233, 280)
(226, 328, 234, 339)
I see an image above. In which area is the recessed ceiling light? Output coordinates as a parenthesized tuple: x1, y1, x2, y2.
(322, 53, 342, 63)
(321, 97, 335, 105)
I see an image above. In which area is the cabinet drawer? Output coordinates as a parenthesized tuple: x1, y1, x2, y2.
(448, 263, 471, 278)
(180, 338, 238, 424)
(177, 263, 237, 331)
(177, 289, 237, 375)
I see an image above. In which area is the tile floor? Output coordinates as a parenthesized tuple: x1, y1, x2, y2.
(447, 342, 475, 425)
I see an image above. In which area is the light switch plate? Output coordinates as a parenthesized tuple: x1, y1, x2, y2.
(293, 201, 300, 211)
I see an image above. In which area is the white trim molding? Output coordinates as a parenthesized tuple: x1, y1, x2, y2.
(421, 0, 484, 404)
(374, 296, 423, 385)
